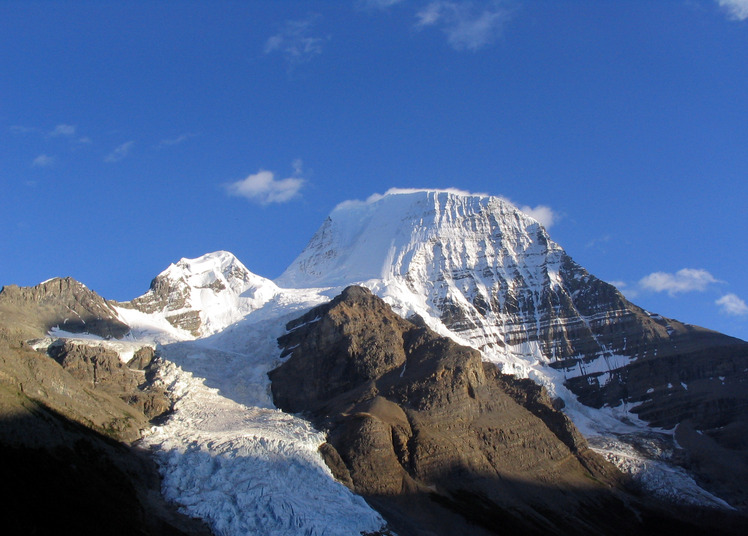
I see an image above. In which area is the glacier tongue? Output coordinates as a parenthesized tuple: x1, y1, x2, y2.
(141, 287, 387, 535)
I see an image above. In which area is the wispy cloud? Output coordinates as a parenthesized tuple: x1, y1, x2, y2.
(157, 132, 198, 148)
(716, 293, 748, 316)
(31, 154, 55, 168)
(357, 0, 406, 10)
(586, 235, 612, 249)
(415, 1, 511, 51)
(264, 15, 328, 69)
(104, 141, 135, 163)
(716, 0, 748, 20)
(9, 125, 38, 135)
(225, 161, 305, 205)
(639, 268, 721, 296)
(49, 124, 76, 137)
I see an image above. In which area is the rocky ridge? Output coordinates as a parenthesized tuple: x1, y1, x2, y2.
(0, 277, 210, 535)
(0, 276, 129, 340)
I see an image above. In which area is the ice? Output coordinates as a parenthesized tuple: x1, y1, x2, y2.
(143, 361, 385, 536)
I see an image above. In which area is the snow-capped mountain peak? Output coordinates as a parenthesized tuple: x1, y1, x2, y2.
(276, 188, 552, 289)
(120, 250, 278, 337)
(160, 250, 263, 292)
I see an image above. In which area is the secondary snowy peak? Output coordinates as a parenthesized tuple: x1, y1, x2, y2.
(121, 251, 278, 337)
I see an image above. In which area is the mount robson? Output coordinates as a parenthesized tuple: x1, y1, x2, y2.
(1, 189, 747, 535)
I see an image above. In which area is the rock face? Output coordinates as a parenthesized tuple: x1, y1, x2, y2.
(270, 286, 741, 535)
(0, 342, 211, 536)
(46, 339, 171, 422)
(0, 277, 129, 339)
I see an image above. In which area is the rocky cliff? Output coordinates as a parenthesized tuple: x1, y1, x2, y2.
(0, 277, 129, 339)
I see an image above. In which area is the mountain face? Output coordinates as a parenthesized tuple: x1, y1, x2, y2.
(0, 276, 129, 339)
(270, 287, 621, 535)
(0, 280, 210, 535)
(279, 189, 748, 508)
(270, 286, 736, 535)
(119, 250, 278, 337)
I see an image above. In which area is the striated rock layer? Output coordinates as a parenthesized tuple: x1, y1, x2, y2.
(270, 286, 744, 535)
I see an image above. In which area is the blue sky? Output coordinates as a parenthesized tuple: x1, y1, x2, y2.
(2, 0, 747, 340)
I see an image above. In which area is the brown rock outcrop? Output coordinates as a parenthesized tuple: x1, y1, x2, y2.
(0, 277, 129, 339)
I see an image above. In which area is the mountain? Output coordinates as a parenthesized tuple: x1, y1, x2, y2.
(270, 286, 673, 536)
(0, 279, 211, 535)
(118, 250, 278, 337)
(0, 276, 129, 340)
(1, 188, 747, 535)
(279, 189, 748, 508)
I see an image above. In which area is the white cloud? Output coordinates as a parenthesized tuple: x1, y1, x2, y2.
(31, 154, 55, 167)
(717, 0, 748, 20)
(226, 164, 305, 205)
(716, 293, 748, 316)
(264, 16, 327, 69)
(607, 280, 639, 299)
(415, 1, 511, 51)
(104, 141, 134, 163)
(519, 204, 557, 229)
(49, 124, 76, 137)
(639, 268, 721, 296)
(586, 235, 612, 249)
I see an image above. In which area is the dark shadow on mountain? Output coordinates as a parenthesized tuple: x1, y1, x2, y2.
(0, 406, 212, 536)
(358, 470, 748, 536)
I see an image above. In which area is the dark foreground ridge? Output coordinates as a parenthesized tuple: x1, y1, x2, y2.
(270, 285, 747, 536)
(0, 278, 212, 536)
